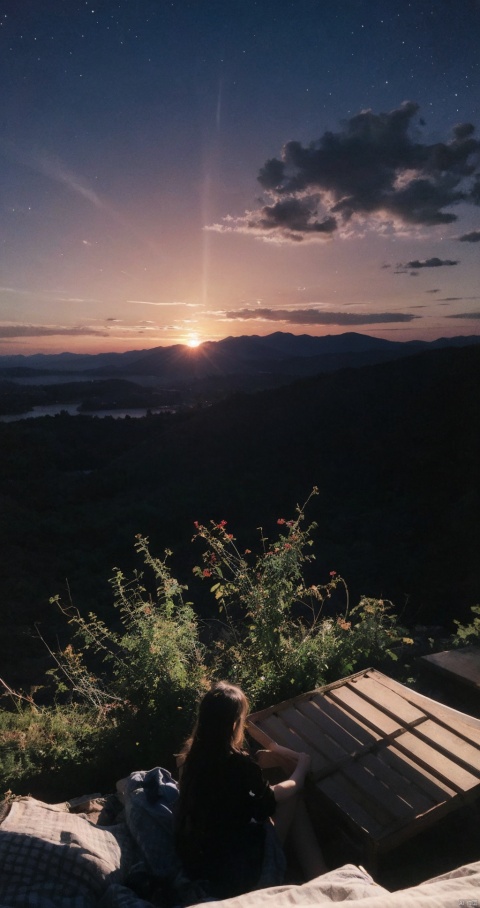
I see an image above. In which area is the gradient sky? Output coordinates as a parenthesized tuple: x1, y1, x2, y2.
(1, 0, 479, 355)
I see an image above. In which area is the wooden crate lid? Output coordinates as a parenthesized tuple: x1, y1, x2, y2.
(247, 669, 480, 852)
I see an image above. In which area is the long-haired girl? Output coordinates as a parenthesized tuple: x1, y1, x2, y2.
(175, 681, 326, 899)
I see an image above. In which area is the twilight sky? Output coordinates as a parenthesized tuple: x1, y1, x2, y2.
(1, 0, 479, 355)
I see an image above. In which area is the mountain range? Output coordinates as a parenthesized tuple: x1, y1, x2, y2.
(1, 332, 479, 387)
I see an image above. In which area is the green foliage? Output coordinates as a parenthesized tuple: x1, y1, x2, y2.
(192, 489, 340, 706)
(47, 536, 206, 772)
(192, 490, 408, 709)
(0, 701, 103, 794)
(1, 492, 415, 795)
(330, 597, 411, 678)
(452, 605, 480, 645)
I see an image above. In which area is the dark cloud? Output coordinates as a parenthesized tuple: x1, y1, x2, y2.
(425, 289, 440, 293)
(445, 311, 480, 319)
(253, 199, 337, 241)
(224, 308, 419, 325)
(0, 325, 109, 338)
(212, 102, 480, 242)
(400, 257, 459, 268)
(458, 230, 480, 242)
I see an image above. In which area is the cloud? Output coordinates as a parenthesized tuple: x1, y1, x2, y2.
(209, 102, 480, 242)
(458, 230, 480, 242)
(223, 308, 419, 325)
(399, 257, 459, 269)
(127, 300, 201, 307)
(0, 324, 109, 338)
(241, 198, 337, 243)
(443, 310, 480, 319)
(445, 311, 480, 319)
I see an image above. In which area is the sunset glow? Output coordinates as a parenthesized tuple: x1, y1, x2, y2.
(0, 3, 478, 357)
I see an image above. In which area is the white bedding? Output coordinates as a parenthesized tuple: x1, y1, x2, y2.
(1, 796, 479, 908)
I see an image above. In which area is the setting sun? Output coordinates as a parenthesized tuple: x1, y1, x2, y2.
(187, 336, 201, 348)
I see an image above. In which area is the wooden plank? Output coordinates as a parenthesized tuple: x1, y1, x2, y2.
(259, 714, 309, 752)
(249, 715, 327, 775)
(247, 668, 371, 727)
(361, 750, 437, 816)
(411, 719, 480, 777)
(328, 685, 402, 736)
(421, 648, 480, 691)
(341, 759, 416, 822)
(304, 695, 381, 747)
(349, 674, 426, 726)
(281, 705, 347, 764)
(316, 773, 385, 839)
(256, 714, 325, 776)
(393, 730, 480, 793)
(382, 742, 456, 802)
(367, 670, 480, 744)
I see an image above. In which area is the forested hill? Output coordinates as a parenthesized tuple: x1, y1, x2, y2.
(0, 344, 478, 688)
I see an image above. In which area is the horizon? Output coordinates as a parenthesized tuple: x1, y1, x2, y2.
(0, 327, 479, 363)
(1, 2, 479, 356)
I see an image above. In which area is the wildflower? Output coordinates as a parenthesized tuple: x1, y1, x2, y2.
(203, 569, 212, 577)
(330, 570, 337, 577)
(218, 520, 227, 528)
(244, 548, 251, 554)
(284, 543, 292, 550)
(193, 520, 199, 529)
(226, 533, 233, 540)
(277, 518, 286, 525)
(337, 618, 351, 631)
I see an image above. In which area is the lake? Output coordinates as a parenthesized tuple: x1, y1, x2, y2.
(0, 404, 176, 423)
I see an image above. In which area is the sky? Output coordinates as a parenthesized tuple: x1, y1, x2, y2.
(1, 0, 479, 356)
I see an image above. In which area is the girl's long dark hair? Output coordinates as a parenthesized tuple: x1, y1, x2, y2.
(176, 681, 249, 833)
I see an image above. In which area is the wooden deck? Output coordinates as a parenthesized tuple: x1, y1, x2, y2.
(247, 669, 480, 870)
(421, 646, 480, 691)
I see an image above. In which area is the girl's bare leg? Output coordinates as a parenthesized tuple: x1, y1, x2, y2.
(273, 795, 328, 879)
(290, 797, 328, 879)
(257, 749, 328, 878)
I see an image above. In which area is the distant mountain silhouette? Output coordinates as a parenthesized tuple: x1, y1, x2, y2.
(0, 333, 479, 389)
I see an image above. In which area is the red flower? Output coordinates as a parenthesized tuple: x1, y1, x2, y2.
(203, 569, 212, 577)
(226, 533, 233, 540)
(218, 520, 227, 528)
(330, 570, 337, 577)
(193, 520, 199, 529)
(277, 518, 286, 525)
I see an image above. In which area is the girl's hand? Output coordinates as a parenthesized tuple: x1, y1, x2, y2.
(297, 752, 311, 771)
(270, 741, 310, 765)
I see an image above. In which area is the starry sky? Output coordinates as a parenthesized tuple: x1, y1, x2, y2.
(1, 0, 479, 355)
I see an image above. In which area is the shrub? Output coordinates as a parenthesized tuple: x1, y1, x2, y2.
(1, 492, 411, 795)
(452, 605, 480, 645)
(47, 535, 206, 773)
(0, 700, 103, 796)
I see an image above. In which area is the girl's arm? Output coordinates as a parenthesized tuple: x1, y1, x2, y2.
(268, 741, 309, 764)
(270, 750, 311, 802)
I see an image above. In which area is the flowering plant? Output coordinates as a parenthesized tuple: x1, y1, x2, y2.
(192, 489, 349, 705)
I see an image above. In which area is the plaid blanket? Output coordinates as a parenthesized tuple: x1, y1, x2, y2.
(0, 797, 139, 908)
